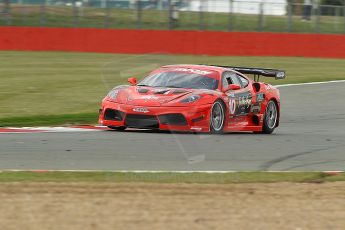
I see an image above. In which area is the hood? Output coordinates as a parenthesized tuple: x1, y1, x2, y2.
(116, 86, 194, 106)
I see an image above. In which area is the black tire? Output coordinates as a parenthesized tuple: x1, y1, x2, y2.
(108, 126, 126, 131)
(210, 100, 226, 134)
(261, 100, 278, 134)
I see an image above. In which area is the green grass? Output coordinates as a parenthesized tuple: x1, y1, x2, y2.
(1, 51, 345, 126)
(0, 171, 344, 183)
(2, 5, 345, 34)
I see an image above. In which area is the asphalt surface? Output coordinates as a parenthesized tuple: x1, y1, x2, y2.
(1, 82, 345, 171)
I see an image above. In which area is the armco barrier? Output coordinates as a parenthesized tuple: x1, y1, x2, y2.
(1, 27, 345, 58)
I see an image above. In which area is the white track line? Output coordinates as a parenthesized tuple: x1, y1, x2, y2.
(276, 79, 345, 88)
(0, 126, 108, 133)
(13, 127, 102, 132)
(0, 170, 343, 173)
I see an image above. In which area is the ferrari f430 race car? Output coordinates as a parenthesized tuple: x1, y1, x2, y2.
(99, 64, 285, 134)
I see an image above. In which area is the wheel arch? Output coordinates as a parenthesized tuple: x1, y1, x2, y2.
(209, 98, 227, 134)
(215, 97, 228, 120)
(215, 97, 227, 108)
(267, 97, 280, 127)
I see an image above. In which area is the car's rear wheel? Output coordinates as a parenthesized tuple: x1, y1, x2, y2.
(210, 100, 225, 134)
(108, 126, 126, 131)
(261, 100, 278, 134)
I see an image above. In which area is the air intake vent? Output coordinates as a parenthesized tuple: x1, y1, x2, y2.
(158, 114, 187, 126)
(172, 90, 187, 94)
(125, 114, 159, 129)
(137, 88, 149, 93)
(154, 89, 170, 94)
(104, 109, 125, 121)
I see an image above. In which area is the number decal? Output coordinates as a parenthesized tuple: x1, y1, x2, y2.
(229, 98, 236, 115)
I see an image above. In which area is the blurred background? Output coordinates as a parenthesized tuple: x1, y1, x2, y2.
(1, 0, 345, 33)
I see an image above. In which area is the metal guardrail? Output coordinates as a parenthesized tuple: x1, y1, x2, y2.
(1, 0, 345, 34)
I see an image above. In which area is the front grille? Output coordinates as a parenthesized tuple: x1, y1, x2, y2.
(104, 109, 124, 121)
(158, 114, 187, 126)
(125, 114, 159, 129)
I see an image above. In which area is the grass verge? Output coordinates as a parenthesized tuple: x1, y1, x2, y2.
(0, 171, 344, 183)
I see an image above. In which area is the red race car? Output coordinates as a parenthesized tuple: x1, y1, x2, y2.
(99, 64, 285, 134)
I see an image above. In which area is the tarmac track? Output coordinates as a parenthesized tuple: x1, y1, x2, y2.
(1, 82, 345, 171)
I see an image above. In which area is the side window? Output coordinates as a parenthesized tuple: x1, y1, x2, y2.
(238, 75, 249, 88)
(229, 74, 242, 87)
(222, 71, 243, 89)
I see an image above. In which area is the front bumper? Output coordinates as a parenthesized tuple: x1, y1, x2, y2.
(99, 100, 212, 132)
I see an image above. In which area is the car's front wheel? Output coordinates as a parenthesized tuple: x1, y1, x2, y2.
(210, 100, 226, 134)
(261, 100, 278, 134)
(108, 126, 126, 131)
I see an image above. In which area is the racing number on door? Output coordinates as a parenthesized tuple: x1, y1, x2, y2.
(228, 92, 252, 116)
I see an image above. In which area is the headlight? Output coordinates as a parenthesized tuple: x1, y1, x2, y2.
(107, 89, 119, 99)
(180, 95, 201, 103)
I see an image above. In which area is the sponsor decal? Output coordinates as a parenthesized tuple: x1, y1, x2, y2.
(251, 104, 261, 113)
(238, 95, 251, 109)
(173, 68, 212, 75)
(256, 93, 265, 102)
(234, 117, 245, 122)
(228, 91, 252, 116)
(276, 71, 285, 79)
(133, 107, 149, 113)
(141, 95, 159, 100)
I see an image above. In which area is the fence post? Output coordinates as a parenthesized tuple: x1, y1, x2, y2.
(104, 0, 110, 28)
(199, 0, 205, 30)
(72, 0, 79, 27)
(258, 2, 264, 31)
(287, 1, 293, 32)
(314, 2, 320, 33)
(228, 0, 233, 31)
(343, 0, 345, 34)
(21, 0, 27, 26)
(157, 0, 162, 10)
(136, 0, 142, 29)
(335, 6, 340, 31)
(168, 0, 172, 30)
(101, 0, 106, 8)
(40, 0, 46, 26)
(3, 0, 11, 25)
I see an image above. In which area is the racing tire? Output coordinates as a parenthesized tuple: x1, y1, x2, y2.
(261, 100, 278, 134)
(210, 100, 226, 134)
(108, 126, 126, 131)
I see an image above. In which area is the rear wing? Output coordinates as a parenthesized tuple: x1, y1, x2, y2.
(210, 65, 286, 81)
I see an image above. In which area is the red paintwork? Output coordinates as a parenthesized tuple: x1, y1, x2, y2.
(98, 65, 281, 133)
(1, 27, 345, 58)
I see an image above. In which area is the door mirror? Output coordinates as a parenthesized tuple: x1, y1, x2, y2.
(224, 84, 241, 92)
(128, 77, 137, 86)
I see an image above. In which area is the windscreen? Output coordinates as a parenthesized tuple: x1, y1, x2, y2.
(138, 71, 219, 90)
